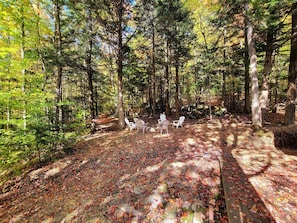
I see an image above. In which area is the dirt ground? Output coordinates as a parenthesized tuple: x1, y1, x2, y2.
(0, 114, 297, 223)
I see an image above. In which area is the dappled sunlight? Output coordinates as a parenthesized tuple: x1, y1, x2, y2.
(85, 121, 226, 222)
(143, 161, 165, 174)
(246, 152, 297, 223)
(220, 116, 297, 222)
(152, 133, 171, 138)
(232, 148, 271, 175)
(5, 116, 297, 222)
(29, 159, 72, 180)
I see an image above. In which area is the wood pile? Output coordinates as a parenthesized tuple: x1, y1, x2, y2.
(90, 117, 117, 133)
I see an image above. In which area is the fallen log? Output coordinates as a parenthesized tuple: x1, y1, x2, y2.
(90, 117, 116, 133)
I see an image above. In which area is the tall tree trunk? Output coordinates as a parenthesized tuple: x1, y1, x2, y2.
(151, 22, 156, 116)
(284, 3, 297, 125)
(175, 62, 179, 118)
(117, 0, 125, 129)
(245, 3, 261, 128)
(159, 79, 164, 112)
(86, 1, 95, 119)
(222, 26, 227, 106)
(54, 0, 63, 132)
(165, 39, 170, 115)
(244, 21, 251, 114)
(21, 3, 26, 130)
(260, 25, 275, 125)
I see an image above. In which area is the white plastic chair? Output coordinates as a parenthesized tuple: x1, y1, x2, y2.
(172, 116, 185, 129)
(158, 113, 167, 124)
(133, 118, 147, 134)
(125, 117, 136, 131)
(158, 120, 170, 134)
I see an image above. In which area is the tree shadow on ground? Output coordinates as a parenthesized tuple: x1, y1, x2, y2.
(217, 115, 297, 223)
(0, 119, 225, 222)
(1, 116, 297, 222)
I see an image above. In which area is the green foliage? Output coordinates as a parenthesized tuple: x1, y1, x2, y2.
(0, 113, 81, 183)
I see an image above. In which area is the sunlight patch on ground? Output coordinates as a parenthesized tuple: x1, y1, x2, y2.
(144, 161, 165, 174)
(185, 138, 196, 146)
(153, 134, 171, 138)
(249, 174, 297, 223)
(28, 159, 72, 181)
(232, 149, 271, 175)
(44, 160, 72, 179)
(232, 138, 297, 223)
(116, 203, 143, 217)
(60, 200, 94, 222)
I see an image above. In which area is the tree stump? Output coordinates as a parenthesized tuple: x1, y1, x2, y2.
(272, 125, 297, 149)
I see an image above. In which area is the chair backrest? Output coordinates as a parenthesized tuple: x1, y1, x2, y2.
(160, 113, 166, 122)
(134, 118, 145, 128)
(125, 117, 130, 126)
(178, 116, 185, 125)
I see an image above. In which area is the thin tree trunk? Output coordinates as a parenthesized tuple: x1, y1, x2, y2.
(260, 26, 275, 125)
(284, 3, 297, 125)
(117, 0, 125, 129)
(151, 21, 156, 116)
(86, 1, 95, 119)
(54, 0, 63, 132)
(165, 40, 170, 115)
(175, 62, 179, 118)
(244, 21, 250, 114)
(245, 3, 261, 128)
(222, 26, 227, 106)
(21, 3, 26, 130)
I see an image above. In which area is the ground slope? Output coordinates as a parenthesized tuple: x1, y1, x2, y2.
(0, 115, 296, 223)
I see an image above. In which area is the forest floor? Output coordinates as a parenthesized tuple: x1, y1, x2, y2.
(1, 114, 297, 223)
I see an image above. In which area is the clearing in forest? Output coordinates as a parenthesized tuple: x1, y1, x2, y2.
(0, 115, 297, 223)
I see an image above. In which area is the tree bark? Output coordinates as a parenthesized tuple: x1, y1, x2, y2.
(260, 24, 275, 125)
(54, 0, 63, 132)
(245, 3, 261, 128)
(151, 21, 156, 116)
(284, 3, 297, 125)
(165, 39, 170, 115)
(86, 1, 95, 119)
(222, 26, 227, 107)
(244, 21, 250, 114)
(116, 0, 125, 129)
(21, 2, 27, 130)
(175, 62, 179, 118)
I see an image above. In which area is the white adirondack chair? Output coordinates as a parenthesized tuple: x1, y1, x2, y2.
(133, 118, 147, 134)
(158, 113, 167, 124)
(158, 119, 170, 134)
(125, 117, 136, 131)
(172, 116, 185, 129)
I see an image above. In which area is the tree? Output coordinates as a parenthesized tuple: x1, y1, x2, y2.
(153, 0, 194, 116)
(0, 0, 56, 170)
(284, 2, 297, 125)
(53, 0, 63, 132)
(245, 2, 262, 128)
(93, 0, 134, 128)
(259, 13, 275, 123)
(134, 0, 158, 115)
(85, 0, 96, 119)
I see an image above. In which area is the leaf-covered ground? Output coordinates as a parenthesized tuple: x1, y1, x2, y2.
(1, 115, 297, 223)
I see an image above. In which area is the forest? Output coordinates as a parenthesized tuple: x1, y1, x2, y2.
(1, 0, 297, 221)
(1, 0, 296, 179)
